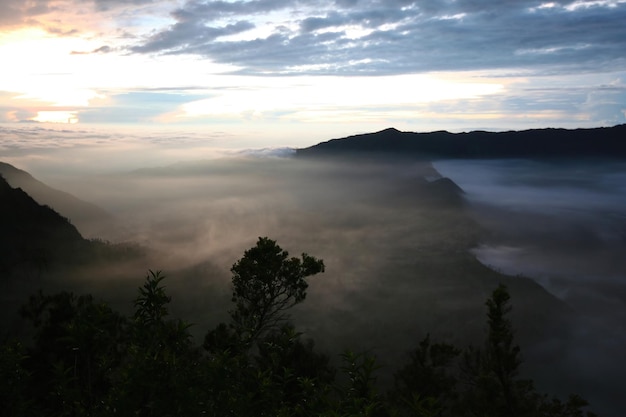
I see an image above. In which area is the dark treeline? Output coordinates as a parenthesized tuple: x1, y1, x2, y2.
(1, 237, 596, 417)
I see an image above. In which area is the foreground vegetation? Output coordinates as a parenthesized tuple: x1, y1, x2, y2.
(1, 237, 596, 417)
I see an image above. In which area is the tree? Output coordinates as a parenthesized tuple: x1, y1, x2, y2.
(254, 324, 335, 416)
(456, 285, 596, 417)
(229, 237, 325, 345)
(457, 284, 534, 417)
(19, 290, 127, 416)
(331, 350, 388, 417)
(0, 339, 34, 416)
(202, 238, 328, 417)
(393, 334, 460, 416)
(107, 270, 200, 416)
(485, 285, 523, 414)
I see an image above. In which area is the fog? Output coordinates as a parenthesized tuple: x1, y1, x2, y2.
(2, 125, 625, 416)
(435, 159, 626, 414)
(434, 159, 626, 302)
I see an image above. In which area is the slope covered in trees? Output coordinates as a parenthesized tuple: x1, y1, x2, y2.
(0, 162, 117, 239)
(0, 238, 597, 417)
(0, 175, 85, 275)
(0, 176, 144, 331)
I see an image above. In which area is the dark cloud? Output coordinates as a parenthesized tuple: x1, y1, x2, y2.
(93, 45, 112, 53)
(133, 20, 255, 53)
(334, 0, 359, 6)
(170, 0, 293, 21)
(127, 0, 626, 75)
(0, 0, 52, 27)
(92, 0, 158, 12)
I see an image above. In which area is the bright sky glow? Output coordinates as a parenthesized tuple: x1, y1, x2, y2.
(34, 111, 79, 123)
(1, 0, 625, 148)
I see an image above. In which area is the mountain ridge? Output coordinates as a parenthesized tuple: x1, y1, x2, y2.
(0, 162, 117, 239)
(0, 175, 86, 274)
(296, 124, 626, 159)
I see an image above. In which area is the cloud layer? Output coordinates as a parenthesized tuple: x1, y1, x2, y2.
(4, 0, 625, 76)
(123, 0, 626, 75)
(1, 0, 625, 134)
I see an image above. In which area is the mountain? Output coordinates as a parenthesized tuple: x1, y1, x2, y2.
(0, 175, 87, 274)
(0, 162, 116, 239)
(296, 124, 626, 158)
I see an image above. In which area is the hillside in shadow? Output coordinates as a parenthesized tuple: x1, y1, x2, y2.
(0, 162, 120, 239)
(0, 175, 146, 331)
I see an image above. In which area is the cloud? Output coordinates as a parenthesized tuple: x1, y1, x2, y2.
(125, 0, 626, 76)
(71, 45, 113, 54)
(132, 20, 256, 53)
(92, 0, 159, 12)
(5, 0, 625, 78)
(78, 91, 206, 123)
(169, 0, 293, 22)
(0, 0, 52, 27)
(580, 75, 626, 124)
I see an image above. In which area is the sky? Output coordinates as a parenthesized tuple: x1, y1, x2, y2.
(1, 0, 626, 147)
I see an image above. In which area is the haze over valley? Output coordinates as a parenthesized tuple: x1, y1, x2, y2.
(2, 124, 625, 416)
(3, 0, 626, 413)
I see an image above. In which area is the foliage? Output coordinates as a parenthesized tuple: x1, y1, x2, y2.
(202, 238, 331, 417)
(1, 239, 598, 417)
(108, 270, 200, 416)
(229, 237, 325, 345)
(455, 285, 596, 417)
(18, 290, 127, 415)
(333, 350, 387, 417)
(0, 339, 33, 415)
(393, 334, 460, 416)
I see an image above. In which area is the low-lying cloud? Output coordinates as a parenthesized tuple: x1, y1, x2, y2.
(3, 125, 626, 416)
(435, 158, 626, 413)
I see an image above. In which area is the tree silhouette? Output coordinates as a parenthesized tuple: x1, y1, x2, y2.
(109, 270, 199, 416)
(202, 237, 330, 417)
(229, 237, 325, 345)
(3, 249, 599, 417)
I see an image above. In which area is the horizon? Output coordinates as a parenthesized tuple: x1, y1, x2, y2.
(1, 0, 626, 145)
(2, 121, 625, 181)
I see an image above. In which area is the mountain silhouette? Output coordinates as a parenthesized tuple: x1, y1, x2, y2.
(0, 162, 118, 239)
(0, 175, 87, 274)
(296, 124, 626, 158)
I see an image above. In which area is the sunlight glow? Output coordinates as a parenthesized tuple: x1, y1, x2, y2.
(0, 28, 103, 108)
(178, 74, 504, 121)
(34, 111, 79, 124)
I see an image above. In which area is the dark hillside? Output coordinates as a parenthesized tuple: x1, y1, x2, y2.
(0, 175, 86, 274)
(0, 175, 146, 334)
(0, 162, 116, 239)
(297, 124, 626, 159)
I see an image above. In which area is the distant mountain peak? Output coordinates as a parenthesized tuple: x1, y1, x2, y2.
(377, 127, 401, 134)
